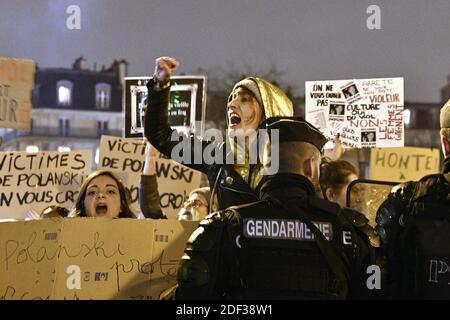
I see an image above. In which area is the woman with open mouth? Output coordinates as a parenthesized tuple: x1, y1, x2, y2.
(145, 56, 294, 212)
(70, 170, 136, 218)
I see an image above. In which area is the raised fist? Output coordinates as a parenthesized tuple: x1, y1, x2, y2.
(153, 56, 180, 85)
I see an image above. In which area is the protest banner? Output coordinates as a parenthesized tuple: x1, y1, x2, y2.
(123, 76, 207, 138)
(98, 135, 145, 214)
(0, 57, 35, 130)
(0, 218, 198, 300)
(0, 150, 92, 219)
(371, 147, 440, 182)
(305, 78, 404, 148)
(98, 135, 202, 219)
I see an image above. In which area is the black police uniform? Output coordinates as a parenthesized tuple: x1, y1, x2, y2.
(175, 117, 373, 300)
(376, 156, 450, 299)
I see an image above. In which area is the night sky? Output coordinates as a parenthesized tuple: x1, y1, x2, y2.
(1, 0, 450, 102)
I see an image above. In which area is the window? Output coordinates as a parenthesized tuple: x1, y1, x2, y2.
(97, 120, 109, 137)
(57, 80, 73, 106)
(94, 147, 100, 165)
(58, 146, 71, 152)
(95, 83, 111, 109)
(26, 145, 39, 153)
(32, 84, 40, 106)
(415, 109, 432, 129)
(59, 118, 70, 136)
(404, 109, 411, 128)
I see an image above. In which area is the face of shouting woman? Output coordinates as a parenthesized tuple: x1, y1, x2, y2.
(84, 175, 122, 218)
(227, 87, 263, 134)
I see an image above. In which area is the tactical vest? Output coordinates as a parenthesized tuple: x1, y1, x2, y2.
(176, 197, 361, 300)
(227, 197, 357, 300)
(396, 173, 450, 299)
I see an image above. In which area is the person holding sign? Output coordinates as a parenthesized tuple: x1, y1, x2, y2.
(145, 56, 293, 212)
(376, 98, 450, 299)
(140, 140, 211, 221)
(70, 170, 136, 218)
(178, 187, 210, 221)
(139, 140, 167, 219)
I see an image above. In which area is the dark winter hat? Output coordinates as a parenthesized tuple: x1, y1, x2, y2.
(265, 116, 328, 152)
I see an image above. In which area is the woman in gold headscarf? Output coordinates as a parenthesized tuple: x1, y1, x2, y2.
(145, 56, 293, 211)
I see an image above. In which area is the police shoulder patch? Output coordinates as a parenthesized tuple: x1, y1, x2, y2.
(243, 218, 333, 241)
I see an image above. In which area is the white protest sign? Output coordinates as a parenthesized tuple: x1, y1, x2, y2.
(0, 150, 92, 219)
(98, 135, 202, 219)
(0, 58, 35, 130)
(306, 78, 404, 148)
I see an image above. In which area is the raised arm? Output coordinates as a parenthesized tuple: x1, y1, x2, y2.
(144, 56, 223, 174)
(140, 140, 166, 219)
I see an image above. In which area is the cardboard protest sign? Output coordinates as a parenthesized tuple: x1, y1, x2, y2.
(371, 147, 441, 182)
(306, 78, 404, 148)
(153, 153, 203, 220)
(0, 150, 92, 219)
(123, 76, 206, 138)
(0, 219, 60, 300)
(98, 135, 145, 214)
(0, 218, 198, 300)
(0, 58, 35, 130)
(98, 135, 202, 219)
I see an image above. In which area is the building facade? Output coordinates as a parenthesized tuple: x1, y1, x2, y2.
(0, 58, 128, 169)
(1, 64, 449, 176)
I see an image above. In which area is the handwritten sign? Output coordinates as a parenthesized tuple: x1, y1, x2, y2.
(123, 76, 206, 138)
(305, 78, 404, 148)
(0, 150, 92, 219)
(0, 58, 35, 130)
(98, 135, 202, 219)
(371, 147, 441, 182)
(0, 218, 198, 300)
(0, 219, 60, 300)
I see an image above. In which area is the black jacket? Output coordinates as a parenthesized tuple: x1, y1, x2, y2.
(375, 156, 450, 298)
(176, 173, 373, 300)
(144, 80, 293, 211)
(139, 174, 166, 219)
(376, 156, 450, 244)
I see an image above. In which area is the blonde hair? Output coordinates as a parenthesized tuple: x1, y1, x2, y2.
(440, 128, 450, 141)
